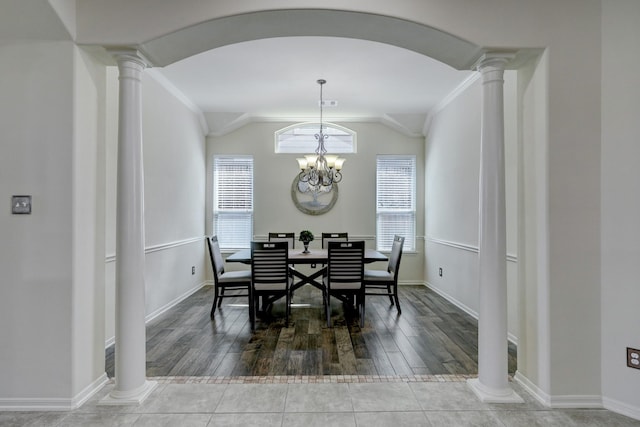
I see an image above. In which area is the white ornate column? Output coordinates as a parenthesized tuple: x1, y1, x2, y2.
(101, 49, 157, 405)
(467, 53, 523, 403)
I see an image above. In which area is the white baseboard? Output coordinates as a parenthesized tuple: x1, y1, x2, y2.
(425, 281, 478, 318)
(425, 281, 518, 346)
(603, 396, 640, 421)
(146, 281, 209, 324)
(0, 373, 108, 411)
(550, 394, 603, 408)
(514, 371, 552, 406)
(514, 371, 604, 409)
(105, 336, 115, 348)
(105, 281, 210, 348)
(398, 280, 426, 286)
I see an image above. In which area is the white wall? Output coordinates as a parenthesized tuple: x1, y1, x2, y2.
(5, 0, 638, 418)
(207, 121, 425, 283)
(104, 69, 207, 344)
(601, 0, 640, 419)
(0, 40, 108, 407)
(72, 45, 108, 400)
(424, 72, 519, 341)
(545, 7, 602, 401)
(0, 41, 75, 400)
(516, 51, 551, 397)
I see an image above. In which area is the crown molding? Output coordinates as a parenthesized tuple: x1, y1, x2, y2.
(145, 68, 210, 135)
(423, 72, 480, 136)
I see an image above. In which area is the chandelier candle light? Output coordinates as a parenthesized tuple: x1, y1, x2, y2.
(296, 79, 345, 187)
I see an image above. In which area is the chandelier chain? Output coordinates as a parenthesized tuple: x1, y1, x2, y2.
(296, 79, 345, 190)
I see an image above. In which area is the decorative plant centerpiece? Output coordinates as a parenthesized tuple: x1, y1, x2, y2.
(299, 230, 314, 253)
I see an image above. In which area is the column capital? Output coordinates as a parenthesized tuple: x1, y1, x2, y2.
(106, 47, 151, 69)
(473, 52, 516, 73)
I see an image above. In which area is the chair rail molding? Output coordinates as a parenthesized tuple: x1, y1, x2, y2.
(106, 236, 205, 262)
(426, 236, 517, 262)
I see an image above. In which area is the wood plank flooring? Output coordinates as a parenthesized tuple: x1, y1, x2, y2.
(105, 285, 517, 377)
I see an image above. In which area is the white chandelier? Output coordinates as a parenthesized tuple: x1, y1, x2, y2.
(296, 79, 345, 187)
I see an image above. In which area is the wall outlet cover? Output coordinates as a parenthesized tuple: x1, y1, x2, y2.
(627, 347, 640, 369)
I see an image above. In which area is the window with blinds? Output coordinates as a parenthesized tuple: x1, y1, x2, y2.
(376, 155, 416, 252)
(213, 156, 253, 249)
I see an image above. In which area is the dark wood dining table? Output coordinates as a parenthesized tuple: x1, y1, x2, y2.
(226, 247, 387, 292)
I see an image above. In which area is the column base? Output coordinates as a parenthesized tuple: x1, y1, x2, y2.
(99, 380, 158, 406)
(467, 378, 524, 403)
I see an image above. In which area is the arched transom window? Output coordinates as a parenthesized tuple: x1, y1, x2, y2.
(275, 123, 356, 154)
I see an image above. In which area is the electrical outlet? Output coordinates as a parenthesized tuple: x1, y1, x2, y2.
(191, 266, 195, 275)
(628, 348, 640, 369)
(438, 267, 443, 277)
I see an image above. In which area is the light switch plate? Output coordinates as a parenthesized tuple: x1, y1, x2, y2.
(12, 195, 31, 214)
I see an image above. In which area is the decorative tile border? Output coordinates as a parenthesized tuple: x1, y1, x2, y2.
(128, 374, 480, 384)
(105, 374, 523, 385)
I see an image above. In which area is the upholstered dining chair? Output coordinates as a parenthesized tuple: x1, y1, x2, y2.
(206, 236, 251, 319)
(250, 241, 292, 332)
(364, 235, 405, 314)
(268, 232, 296, 249)
(320, 232, 349, 273)
(268, 231, 297, 285)
(324, 240, 365, 328)
(321, 232, 348, 248)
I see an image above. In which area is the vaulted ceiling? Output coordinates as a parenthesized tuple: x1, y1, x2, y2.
(155, 36, 475, 136)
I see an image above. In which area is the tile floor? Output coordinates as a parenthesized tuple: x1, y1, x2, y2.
(1, 376, 639, 426)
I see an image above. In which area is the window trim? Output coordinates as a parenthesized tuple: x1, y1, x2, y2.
(274, 122, 356, 154)
(375, 155, 416, 252)
(213, 155, 254, 250)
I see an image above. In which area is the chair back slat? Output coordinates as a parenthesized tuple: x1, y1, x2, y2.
(268, 232, 296, 250)
(207, 236, 225, 280)
(321, 232, 348, 249)
(251, 241, 289, 286)
(388, 235, 405, 277)
(327, 241, 364, 286)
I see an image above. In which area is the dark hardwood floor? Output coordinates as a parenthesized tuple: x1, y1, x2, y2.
(105, 285, 517, 377)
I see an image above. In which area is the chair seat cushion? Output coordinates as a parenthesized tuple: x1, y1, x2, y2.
(219, 270, 252, 283)
(364, 269, 392, 282)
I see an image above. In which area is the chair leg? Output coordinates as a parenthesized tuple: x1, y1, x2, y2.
(218, 287, 225, 307)
(326, 294, 332, 328)
(285, 290, 290, 327)
(393, 285, 401, 314)
(211, 285, 220, 318)
(387, 284, 394, 306)
(288, 285, 293, 319)
(249, 289, 256, 332)
(360, 293, 366, 328)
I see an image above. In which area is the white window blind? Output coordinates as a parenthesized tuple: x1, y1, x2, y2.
(213, 156, 253, 249)
(376, 155, 416, 252)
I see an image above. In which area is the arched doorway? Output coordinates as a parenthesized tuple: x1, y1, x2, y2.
(105, 8, 525, 403)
